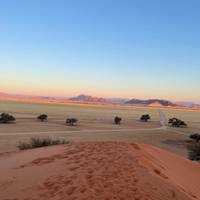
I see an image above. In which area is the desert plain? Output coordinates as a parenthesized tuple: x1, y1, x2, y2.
(0, 100, 200, 200)
(0, 100, 200, 156)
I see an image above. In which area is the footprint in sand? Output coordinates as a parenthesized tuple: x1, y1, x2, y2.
(87, 168, 94, 174)
(66, 186, 77, 195)
(69, 166, 80, 171)
(63, 179, 73, 186)
(80, 187, 87, 193)
(153, 169, 168, 179)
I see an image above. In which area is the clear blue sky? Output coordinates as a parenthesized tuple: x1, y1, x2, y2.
(0, 0, 199, 103)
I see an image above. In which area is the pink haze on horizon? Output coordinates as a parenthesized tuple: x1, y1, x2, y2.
(1, 88, 199, 104)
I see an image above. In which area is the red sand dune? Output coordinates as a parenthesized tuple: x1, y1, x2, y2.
(0, 142, 200, 200)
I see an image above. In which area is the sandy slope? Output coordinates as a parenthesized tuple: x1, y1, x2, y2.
(0, 142, 200, 200)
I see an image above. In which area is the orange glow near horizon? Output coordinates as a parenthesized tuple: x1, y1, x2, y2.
(1, 86, 199, 104)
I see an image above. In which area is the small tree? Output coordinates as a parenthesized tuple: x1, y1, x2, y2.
(168, 118, 187, 127)
(140, 114, 150, 122)
(168, 118, 178, 124)
(187, 142, 200, 160)
(37, 114, 48, 122)
(187, 133, 200, 160)
(179, 120, 187, 127)
(0, 113, 16, 124)
(66, 118, 78, 126)
(190, 133, 200, 143)
(114, 116, 122, 124)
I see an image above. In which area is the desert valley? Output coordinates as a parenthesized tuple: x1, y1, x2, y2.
(0, 98, 200, 200)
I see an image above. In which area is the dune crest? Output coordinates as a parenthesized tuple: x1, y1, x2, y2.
(0, 142, 200, 200)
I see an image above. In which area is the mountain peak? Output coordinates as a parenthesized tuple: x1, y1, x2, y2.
(125, 98, 176, 107)
(69, 94, 108, 103)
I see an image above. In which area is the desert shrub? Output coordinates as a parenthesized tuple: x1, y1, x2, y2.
(37, 114, 48, 121)
(168, 118, 178, 124)
(168, 118, 187, 127)
(17, 142, 31, 150)
(17, 137, 69, 150)
(0, 113, 16, 123)
(114, 116, 122, 124)
(190, 133, 200, 142)
(187, 142, 200, 160)
(66, 118, 78, 126)
(140, 114, 151, 122)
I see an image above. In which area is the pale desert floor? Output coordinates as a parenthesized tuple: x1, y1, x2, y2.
(1, 142, 200, 200)
(0, 101, 200, 157)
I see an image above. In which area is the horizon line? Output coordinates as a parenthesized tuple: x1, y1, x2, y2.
(0, 90, 199, 104)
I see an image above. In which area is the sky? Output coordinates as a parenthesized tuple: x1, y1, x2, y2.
(0, 0, 200, 103)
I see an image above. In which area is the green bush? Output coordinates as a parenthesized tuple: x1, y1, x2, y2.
(17, 137, 69, 150)
(187, 142, 200, 160)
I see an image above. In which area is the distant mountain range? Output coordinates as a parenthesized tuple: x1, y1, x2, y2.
(0, 92, 199, 108)
(125, 99, 176, 107)
(68, 94, 129, 104)
(68, 94, 108, 103)
(175, 101, 200, 108)
(68, 95, 177, 107)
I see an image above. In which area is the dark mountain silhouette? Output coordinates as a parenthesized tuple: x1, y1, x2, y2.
(68, 94, 108, 103)
(106, 98, 129, 104)
(125, 98, 176, 106)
